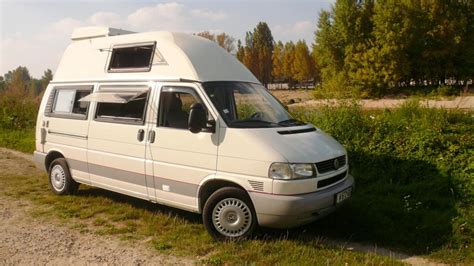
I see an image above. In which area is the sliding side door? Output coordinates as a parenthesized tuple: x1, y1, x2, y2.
(86, 84, 152, 200)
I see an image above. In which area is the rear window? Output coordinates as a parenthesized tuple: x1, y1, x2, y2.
(45, 86, 93, 119)
(108, 43, 155, 72)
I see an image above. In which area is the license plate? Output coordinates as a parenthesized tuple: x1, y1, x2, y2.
(335, 187, 352, 204)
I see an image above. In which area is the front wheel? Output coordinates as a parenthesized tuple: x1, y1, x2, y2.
(203, 187, 257, 240)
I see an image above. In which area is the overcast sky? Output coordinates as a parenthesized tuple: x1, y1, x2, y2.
(0, 0, 333, 78)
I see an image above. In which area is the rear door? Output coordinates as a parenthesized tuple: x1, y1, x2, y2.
(86, 83, 152, 200)
(43, 84, 93, 184)
(146, 83, 218, 211)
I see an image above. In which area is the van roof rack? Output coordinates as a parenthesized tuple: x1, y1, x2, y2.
(71, 27, 135, 41)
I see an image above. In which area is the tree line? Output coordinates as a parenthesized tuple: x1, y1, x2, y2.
(0, 67, 53, 98)
(200, 0, 473, 96)
(314, 0, 473, 97)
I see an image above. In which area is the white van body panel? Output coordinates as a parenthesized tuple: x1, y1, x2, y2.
(54, 31, 258, 84)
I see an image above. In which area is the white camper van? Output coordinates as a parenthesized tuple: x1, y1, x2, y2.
(34, 27, 354, 239)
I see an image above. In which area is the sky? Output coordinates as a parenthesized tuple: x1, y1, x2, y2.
(0, 0, 334, 78)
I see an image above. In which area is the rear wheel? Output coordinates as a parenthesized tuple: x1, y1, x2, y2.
(48, 158, 79, 195)
(203, 187, 257, 240)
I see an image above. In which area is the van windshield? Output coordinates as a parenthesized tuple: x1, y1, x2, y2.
(202, 81, 304, 128)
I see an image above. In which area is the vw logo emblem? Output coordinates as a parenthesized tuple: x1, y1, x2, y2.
(333, 159, 340, 170)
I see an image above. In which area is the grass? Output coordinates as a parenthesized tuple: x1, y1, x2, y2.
(0, 172, 400, 265)
(0, 128, 35, 153)
(0, 99, 472, 264)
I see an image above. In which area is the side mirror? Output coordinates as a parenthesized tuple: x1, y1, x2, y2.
(188, 103, 207, 134)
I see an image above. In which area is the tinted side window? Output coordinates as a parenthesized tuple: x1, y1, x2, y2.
(158, 88, 204, 129)
(95, 92, 148, 124)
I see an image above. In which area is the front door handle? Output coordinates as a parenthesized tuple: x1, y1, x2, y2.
(148, 130, 156, 143)
(137, 129, 145, 142)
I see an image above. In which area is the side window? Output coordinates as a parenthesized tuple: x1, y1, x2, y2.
(47, 86, 92, 119)
(95, 91, 149, 124)
(158, 87, 204, 129)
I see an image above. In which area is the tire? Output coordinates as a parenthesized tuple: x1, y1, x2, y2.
(48, 158, 79, 195)
(203, 187, 257, 240)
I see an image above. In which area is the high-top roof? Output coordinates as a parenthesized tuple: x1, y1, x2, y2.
(53, 27, 259, 84)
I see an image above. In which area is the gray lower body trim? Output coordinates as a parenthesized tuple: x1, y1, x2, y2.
(154, 177, 199, 198)
(33, 151, 47, 172)
(67, 158, 198, 197)
(89, 162, 146, 187)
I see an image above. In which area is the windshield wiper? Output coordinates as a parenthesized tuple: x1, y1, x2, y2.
(278, 118, 305, 126)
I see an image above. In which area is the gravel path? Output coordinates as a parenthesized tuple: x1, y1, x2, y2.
(0, 148, 192, 265)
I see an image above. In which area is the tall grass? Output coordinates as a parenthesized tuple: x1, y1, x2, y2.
(292, 100, 473, 262)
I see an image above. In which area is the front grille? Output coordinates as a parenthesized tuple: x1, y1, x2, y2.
(317, 171, 347, 189)
(315, 155, 346, 174)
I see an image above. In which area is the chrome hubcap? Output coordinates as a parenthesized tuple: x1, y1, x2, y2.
(212, 198, 252, 237)
(50, 165, 66, 191)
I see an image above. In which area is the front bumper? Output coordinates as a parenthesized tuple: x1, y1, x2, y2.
(249, 175, 354, 228)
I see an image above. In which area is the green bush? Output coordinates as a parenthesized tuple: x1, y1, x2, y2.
(0, 92, 39, 130)
(292, 100, 473, 262)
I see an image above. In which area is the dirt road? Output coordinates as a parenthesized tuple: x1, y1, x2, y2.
(0, 148, 192, 265)
(270, 90, 474, 109)
(0, 148, 443, 265)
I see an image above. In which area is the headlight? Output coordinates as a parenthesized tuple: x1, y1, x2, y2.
(269, 163, 316, 180)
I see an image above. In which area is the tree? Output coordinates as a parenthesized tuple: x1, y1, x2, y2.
(252, 22, 274, 85)
(272, 41, 284, 83)
(196, 31, 235, 53)
(40, 69, 53, 91)
(4, 66, 32, 95)
(282, 41, 295, 86)
(0, 76, 4, 92)
(292, 40, 313, 87)
(215, 32, 235, 53)
(236, 40, 245, 62)
(196, 31, 215, 41)
(237, 23, 275, 85)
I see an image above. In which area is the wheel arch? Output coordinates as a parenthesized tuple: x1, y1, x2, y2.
(44, 149, 66, 171)
(198, 178, 250, 213)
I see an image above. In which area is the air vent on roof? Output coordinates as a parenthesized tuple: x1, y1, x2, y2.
(71, 27, 135, 41)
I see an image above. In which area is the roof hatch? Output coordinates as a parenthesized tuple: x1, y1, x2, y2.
(71, 27, 135, 41)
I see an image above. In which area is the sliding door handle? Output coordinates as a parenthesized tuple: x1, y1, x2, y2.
(148, 130, 156, 143)
(137, 129, 145, 142)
